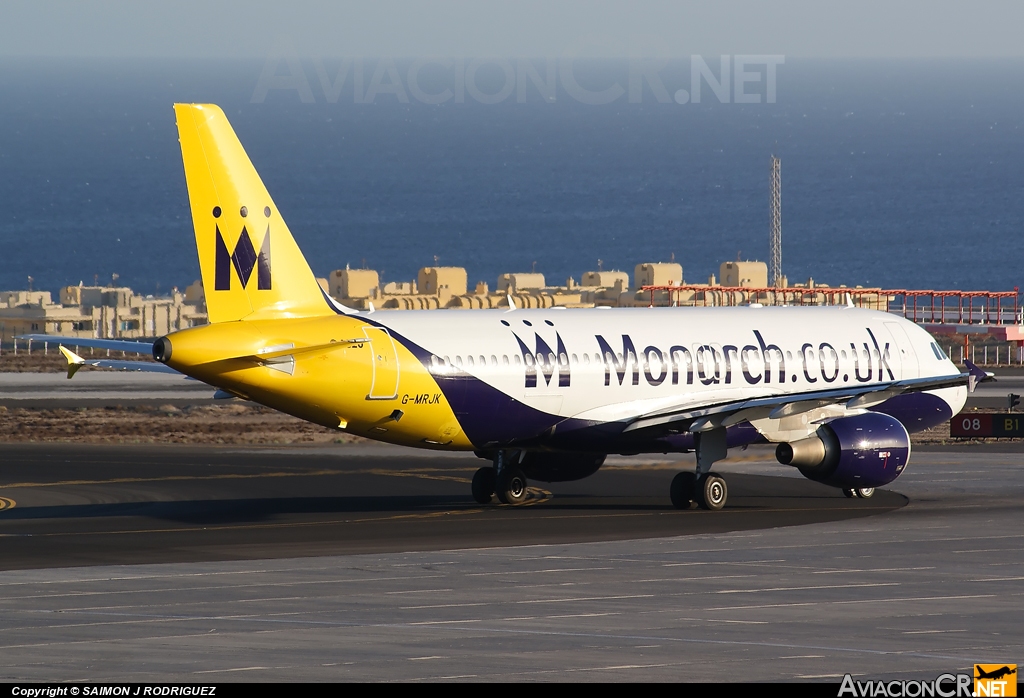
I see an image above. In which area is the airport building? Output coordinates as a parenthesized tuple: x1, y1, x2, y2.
(0, 259, 902, 343)
(0, 283, 207, 344)
(327, 260, 888, 312)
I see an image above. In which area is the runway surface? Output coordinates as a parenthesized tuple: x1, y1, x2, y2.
(0, 443, 1020, 681)
(0, 371, 212, 404)
(0, 444, 903, 569)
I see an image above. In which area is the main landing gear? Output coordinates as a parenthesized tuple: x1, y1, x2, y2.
(670, 471, 728, 511)
(670, 426, 730, 511)
(471, 451, 529, 506)
(843, 487, 875, 499)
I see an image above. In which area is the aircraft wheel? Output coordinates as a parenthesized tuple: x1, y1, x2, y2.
(696, 473, 728, 511)
(670, 472, 696, 509)
(843, 488, 857, 499)
(471, 467, 495, 504)
(496, 467, 529, 506)
(854, 488, 875, 499)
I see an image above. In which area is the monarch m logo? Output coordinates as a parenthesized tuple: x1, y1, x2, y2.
(214, 206, 272, 291)
(513, 331, 570, 388)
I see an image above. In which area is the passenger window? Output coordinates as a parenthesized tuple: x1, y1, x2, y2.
(490, 355, 497, 366)
(514, 355, 521, 365)
(571, 353, 578, 364)
(503, 355, 509, 365)
(466, 356, 474, 367)
(455, 356, 463, 367)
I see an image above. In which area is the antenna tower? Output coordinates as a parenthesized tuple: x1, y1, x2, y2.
(769, 155, 782, 288)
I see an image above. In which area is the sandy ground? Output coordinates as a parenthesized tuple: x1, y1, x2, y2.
(0, 402, 364, 445)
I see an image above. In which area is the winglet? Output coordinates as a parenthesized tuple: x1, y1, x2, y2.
(506, 294, 517, 311)
(59, 345, 86, 380)
(964, 359, 994, 393)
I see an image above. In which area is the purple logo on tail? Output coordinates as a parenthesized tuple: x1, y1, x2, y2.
(214, 224, 272, 291)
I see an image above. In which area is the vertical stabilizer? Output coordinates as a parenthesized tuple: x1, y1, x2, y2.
(174, 103, 333, 323)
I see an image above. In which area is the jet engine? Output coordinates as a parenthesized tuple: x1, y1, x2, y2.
(775, 412, 910, 489)
(519, 452, 606, 483)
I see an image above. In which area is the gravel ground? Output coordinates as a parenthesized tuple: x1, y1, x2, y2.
(0, 402, 365, 445)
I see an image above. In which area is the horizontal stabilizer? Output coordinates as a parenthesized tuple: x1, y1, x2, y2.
(249, 338, 368, 362)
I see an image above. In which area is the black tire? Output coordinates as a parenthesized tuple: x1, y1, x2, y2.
(843, 488, 857, 499)
(670, 472, 697, 509)
(855, 487, 875, 499)
(496, 467, 529, 506)
(696, 473, 728, 511)
(471, 467, 495, 504)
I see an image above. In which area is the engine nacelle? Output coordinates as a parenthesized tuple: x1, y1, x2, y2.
(776, 412, 910, 489)
(519, 452, 606, 483)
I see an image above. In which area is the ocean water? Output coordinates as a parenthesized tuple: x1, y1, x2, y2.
(0, 58, 1022, 297)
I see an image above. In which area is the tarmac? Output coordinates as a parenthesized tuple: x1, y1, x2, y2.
(0, 442, 1020, 682)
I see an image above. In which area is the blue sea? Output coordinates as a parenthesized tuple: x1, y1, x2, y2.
(0, 58, 1022, 296)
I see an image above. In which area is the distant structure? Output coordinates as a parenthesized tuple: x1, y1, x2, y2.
(770, 155, 782, 288)
(0, 284, 207, 343)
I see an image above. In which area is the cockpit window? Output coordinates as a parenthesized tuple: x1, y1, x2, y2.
(930, 343, 946, 360)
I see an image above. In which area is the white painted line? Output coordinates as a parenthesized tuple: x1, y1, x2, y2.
(717, 582, 899, 594)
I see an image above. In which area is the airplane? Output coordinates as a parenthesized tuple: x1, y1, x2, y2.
(22, 103, 977, 511)
(976, 666, 1017, 681)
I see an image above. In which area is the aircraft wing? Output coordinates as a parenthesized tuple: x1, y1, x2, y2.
(16, 334, 154, 355)
(15, 335, 175, 379)
(63, 354, 182, 375)
(52, 345, 182, 379)
(623, 372, 969, 435)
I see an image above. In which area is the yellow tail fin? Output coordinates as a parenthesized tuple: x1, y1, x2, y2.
(174, 103, 333, 323)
